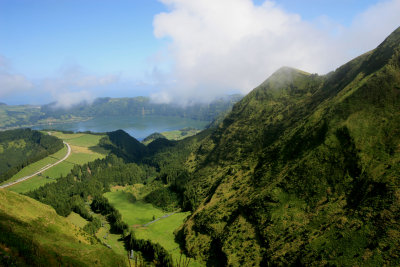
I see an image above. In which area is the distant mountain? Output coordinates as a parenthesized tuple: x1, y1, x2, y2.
(4, 26, 400, 267)
(0, 95, 242, 130)
(41, 95, 243, 121)
(147, 27, 400, 265)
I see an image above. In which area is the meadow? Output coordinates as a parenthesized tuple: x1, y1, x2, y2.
(5, 131, 109, 193)
(161, 128, 200, 141)
(105, 187, 202, 266)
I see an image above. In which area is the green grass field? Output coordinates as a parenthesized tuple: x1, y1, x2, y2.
(67, 211, 89, 228)
(0, 145, 68, 185)
(161, 129, 200, 141)
(4, 131, 109, 193)
(54, 132, 104, 147)
(105, 189, 203, 266)
(105, 190, 165, 226)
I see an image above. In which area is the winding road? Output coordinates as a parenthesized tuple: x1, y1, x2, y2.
(0, 141, 71, 189)
(142, 211, 178, 227)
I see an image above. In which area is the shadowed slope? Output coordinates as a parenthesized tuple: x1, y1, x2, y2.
(176, 27, 400, 266)
(0, 189, 126, 266)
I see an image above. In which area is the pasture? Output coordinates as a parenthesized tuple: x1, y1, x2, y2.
(6, 131, 109, 193)
(105, 188, 202, 266)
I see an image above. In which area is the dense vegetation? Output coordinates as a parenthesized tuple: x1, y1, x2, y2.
(0, 190, 126, 266)
(125, 230, 174, 266)
(162, 27, 400, 265)
(26, 150, 177, 265)
(27, 154, 151, 216)
(0, 129, 64, 183)
(0, 95, 242, 129)
(91, 195, 129, 234)
(3, 27, 400, 267)
(77, 26, 398, 266)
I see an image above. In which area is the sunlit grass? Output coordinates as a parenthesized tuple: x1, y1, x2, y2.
(105, 189, 203, 266)
(5, 131, 109, 193)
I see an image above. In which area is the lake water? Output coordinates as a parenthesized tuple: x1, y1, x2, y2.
(32, 115, 209, 140)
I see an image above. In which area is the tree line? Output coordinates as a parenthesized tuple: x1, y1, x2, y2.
(0, 129, 64, 183)
(27, 154, 152, 216)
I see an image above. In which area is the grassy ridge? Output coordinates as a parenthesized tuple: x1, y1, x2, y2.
(143, 128, 202, 145)
(66, 211, 89, 228)
(0, 189, 127, 266)
(172, 27, 400, 265)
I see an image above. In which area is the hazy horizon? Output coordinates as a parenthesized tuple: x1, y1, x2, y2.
(1, 0, 399, 107)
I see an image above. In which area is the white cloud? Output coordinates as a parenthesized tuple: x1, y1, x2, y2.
(42, 65, 120, 108)
(0, 57, 120, 106)
(0, 55, 33, 98)
(53, 90, 94, 108)
(152, 0, 400, 103)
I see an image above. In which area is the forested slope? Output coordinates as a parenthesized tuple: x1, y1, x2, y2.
(6, 27, 400, 267)
(167, 27, 400, 265)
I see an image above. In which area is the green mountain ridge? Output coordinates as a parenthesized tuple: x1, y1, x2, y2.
(167, 27, 400, 265)
(1, 27, 400, 267)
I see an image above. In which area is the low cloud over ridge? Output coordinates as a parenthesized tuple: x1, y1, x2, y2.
(152, 0, 400, 103)
(42, 65, 119, 108)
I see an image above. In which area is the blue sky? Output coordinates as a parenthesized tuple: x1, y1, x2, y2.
(0, 0, 399, 105)
(0, 0, 165, 78)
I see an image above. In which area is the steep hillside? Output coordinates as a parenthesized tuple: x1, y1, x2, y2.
(174, 27, 400, 265)
(0, 189, 126, 266)
(102, 129, 148, 162)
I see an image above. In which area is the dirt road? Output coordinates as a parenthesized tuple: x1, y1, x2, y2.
(0, 141, 71, 189)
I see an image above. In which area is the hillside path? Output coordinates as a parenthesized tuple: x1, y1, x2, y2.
(0, 141, 71, 189)
(142, 211, 178, 227)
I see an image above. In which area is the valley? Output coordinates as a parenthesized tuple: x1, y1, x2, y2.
(104, 186, 202, 266)
(0, 27, 399, 266)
